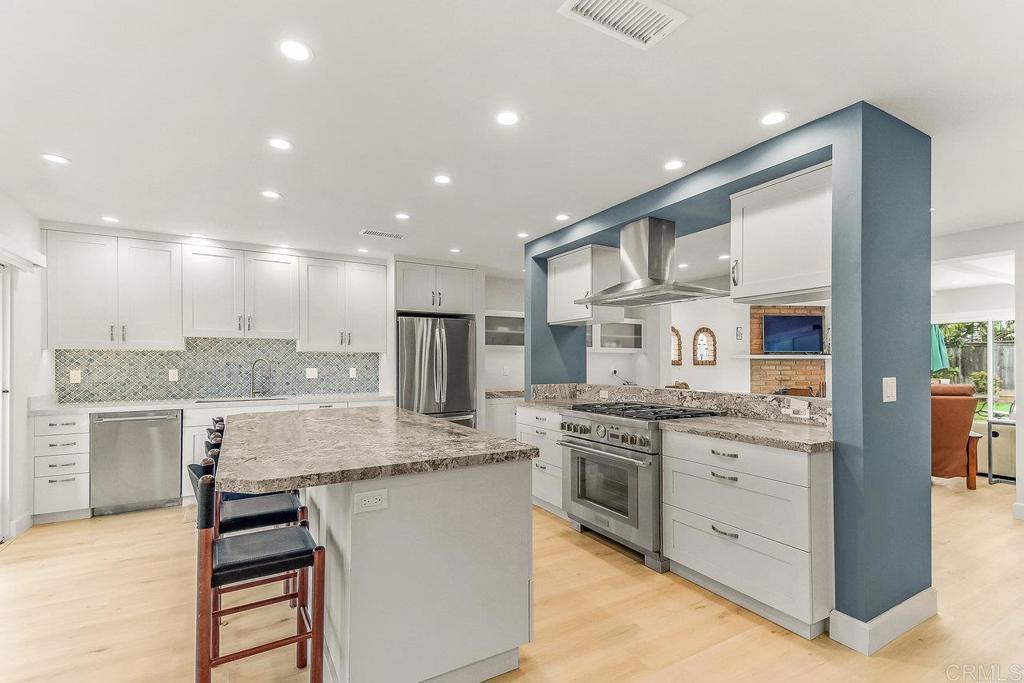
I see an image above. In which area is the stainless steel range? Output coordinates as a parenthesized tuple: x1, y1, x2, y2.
(558, 402, 719, 572)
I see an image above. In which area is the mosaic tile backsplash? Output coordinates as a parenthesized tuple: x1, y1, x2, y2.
(54, 338, 381, 403)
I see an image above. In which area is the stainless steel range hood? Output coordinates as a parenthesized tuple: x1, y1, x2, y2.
(575, 217, 728, 307)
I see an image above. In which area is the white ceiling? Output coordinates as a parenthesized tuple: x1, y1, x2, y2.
(1, 1, 1022, 278)
(931, 253, 1015, 292)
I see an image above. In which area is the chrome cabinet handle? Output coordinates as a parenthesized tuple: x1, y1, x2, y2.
(534, 416, 547, 422)
(340, 331, 344, 346)
(710, 470, 738, 482)
(318, 405, 333, 409)
(583, 290, 590, 310)
(48, 477, 76, 484)
(432, 291, 436, 306)
(711, 449, 738, 459)
(438, 290, 442, 307)
(109, 324, 115, 342)
(535, 429, 545, 435)
(48, 462, 76, 468)
(730, 259, 739, 286)
(711, 524, 739, 539)
(122, 325, 127, 342)
(237, 315, 242, 331)
(47, 421, 78, 427)
(246, 314, 252, 331)
(535, 462, 547, 470)
(347, 332, 352, 345)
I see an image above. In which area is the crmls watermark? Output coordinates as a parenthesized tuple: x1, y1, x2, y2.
(945, 664, 1024, 682)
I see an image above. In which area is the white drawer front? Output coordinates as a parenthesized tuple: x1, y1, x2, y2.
(663, 505, 811, 622)
(183, 404, 298, 427)
(34, 414, 90, 436)
(663, 455, 809, 550)
(516, 427, 564, 469)
(34, 474, 90, 515)
(35, 453, 90, 477)
(532, 460, 563, 509)
(663, 431, 810, 486)
(34, 433, 90, 457)
(515, 407, 560, 429)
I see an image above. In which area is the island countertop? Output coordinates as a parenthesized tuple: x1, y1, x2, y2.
(216, 405, 539, 493)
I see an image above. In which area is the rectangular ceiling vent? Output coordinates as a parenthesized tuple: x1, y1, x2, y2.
(359, 228, 406, 240)
(557, 0, 687, 50)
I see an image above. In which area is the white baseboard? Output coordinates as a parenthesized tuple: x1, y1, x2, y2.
(8, 512, 32, 538)
(423, 648, 519, 683)
(32, 509, 91, 525)
(532, 498, 568, 520)
(1013, 502, 1024, 521)
(828, 586, 937, 655)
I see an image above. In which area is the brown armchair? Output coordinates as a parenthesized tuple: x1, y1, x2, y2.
(931, 384, 981, 489)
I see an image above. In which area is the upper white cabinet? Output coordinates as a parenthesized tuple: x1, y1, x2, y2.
(245, 252, 299, 339)
(117, 239, 182, 350)
(46, 231, 120, 349)
(396, 260, 476, 314)
(46, 231, 182, 350)
(730, 163, 832, 304)
(298, 258, 387, 353)
(546, 245, 622, 325)
(183, 245, 245, 338)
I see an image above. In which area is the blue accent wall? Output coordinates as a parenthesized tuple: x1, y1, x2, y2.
(524, 101, 932, 624)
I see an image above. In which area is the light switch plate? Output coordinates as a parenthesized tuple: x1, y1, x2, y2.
(168, 368, 179, 382)
(599, 390, 609, 399)
(883, 377, 897, 403)
(69, 369, 82, 384)
(305, 367, 319, 379)
(349, 368, 358, 378)
(736, 326, 744, 340)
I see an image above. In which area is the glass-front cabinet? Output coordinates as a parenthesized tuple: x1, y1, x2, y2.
(586, 319, 643, 353)
(484, 310, 524, 347)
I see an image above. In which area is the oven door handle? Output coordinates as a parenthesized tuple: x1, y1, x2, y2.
(556, 440, 652, 468)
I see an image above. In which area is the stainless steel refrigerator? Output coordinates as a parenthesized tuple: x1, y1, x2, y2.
(397, 316, 477, 428)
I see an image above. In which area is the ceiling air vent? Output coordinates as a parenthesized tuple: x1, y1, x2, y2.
(359, 228, 406, 240)
(557, 0, 687, 50)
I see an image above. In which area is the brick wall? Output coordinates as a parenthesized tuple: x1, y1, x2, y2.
(749, 305, 827, 396)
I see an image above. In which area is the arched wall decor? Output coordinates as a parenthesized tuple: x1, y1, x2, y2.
(693, 327, 717, 366)
(670, 326, 683, 366)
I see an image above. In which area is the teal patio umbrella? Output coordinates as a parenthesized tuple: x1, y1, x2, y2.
(930, 324, 950, 372)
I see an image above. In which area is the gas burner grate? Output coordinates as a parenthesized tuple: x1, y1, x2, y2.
(569, 402, 719, 421)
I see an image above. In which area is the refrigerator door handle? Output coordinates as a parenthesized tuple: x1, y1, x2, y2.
(440, 323, 449, 403)
(433, 326, 443, 404)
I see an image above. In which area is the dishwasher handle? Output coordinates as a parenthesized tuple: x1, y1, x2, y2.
(93, 414, 179, 424)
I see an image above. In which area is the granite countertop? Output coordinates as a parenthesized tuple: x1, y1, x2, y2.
(517, 398, 576, 411)
(216, 405, 539, 493)
(659, 416, 834, 453)
(485, 390, 525, 399)
(28, 392, 395, 416)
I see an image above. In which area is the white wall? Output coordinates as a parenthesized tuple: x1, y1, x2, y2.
(0, 190, 47, 537)
(484, 277, 525, 391)
(484, 276, 524, 312)
(669, 298, 751, 393)
(932, 283, 1015, 323)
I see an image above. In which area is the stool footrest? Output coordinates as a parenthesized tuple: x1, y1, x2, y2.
(211, 630, 312, 667)
(214, 591, 299, 617)
(216, 571, 296, 594)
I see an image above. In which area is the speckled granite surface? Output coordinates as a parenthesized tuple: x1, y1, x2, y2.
(216, 405, 538, 493)
(485, 390, 525, 399)
(660, 416, 834, 453)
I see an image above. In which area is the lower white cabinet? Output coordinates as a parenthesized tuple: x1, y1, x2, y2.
(661, 430, 833, 637)
(484, 398, 518, 438)
(32, 415, 91, 517)
(34, 474, 90, 516)
(181, 425, 209, 497)
(515, 407, 565, 512)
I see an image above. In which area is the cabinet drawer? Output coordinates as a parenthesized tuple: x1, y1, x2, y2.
(532, 460, 562, 509)
(34, 474, 90, 515)
(663, 455, 809, 550)
(34, 433, 90, 457)
(663, 431, 810, 486)
(516, 427, 564, 469)
(663, 505, 811, 622)
(34, 414, 90, 436)
(515, 407, 560, 429)
(35, 453, 90, 477)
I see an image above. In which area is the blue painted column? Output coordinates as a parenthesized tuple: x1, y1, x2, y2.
(523, 254, 586, 392)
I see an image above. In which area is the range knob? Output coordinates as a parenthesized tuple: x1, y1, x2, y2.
(637, 436, 650, 448)
(569, 423, 579, 433)
(578, 425, 590, 435)
(560, 421, 567, 431)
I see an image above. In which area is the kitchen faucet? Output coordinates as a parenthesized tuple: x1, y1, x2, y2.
(251, 358, 271, 397)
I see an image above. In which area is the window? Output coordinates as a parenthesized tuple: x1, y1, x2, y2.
(670, 326, 682, 366)
(933, 320, 1016, 418)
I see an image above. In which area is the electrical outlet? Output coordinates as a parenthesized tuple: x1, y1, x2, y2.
(69, 369, 82, 384)
(502, 366, 510, 376)
(354, 489, 388, 513)
(349, 368, 358, 378)
(882, 377, 897, 403)
(168, 368, 179, 382)
(789, 398, 810, 418)
(305, 367, 319, 379)
(599, 390, 609, 399)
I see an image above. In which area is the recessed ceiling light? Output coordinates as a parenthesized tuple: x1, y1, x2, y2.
(190, 233, 206, 238)
(677, 263, 689, 268)
(496, 111, 520, 126)
(357, 248, 369, 253)
(279, 40, 312, 62)
(517, 232, 530, 238)
(394, 212, 410, 220)
(433, 175, 451, 184)
(41, 153, 70, 165)
(101, 216, 120, 224)
(449, 248, 461, 253)
(276, 243, 290, 248)
(261, 190, 282, 200)
(267, 137, 293, 151)
(555, 214, 570, 221)
(718, 254, 730, 260)
(760, 111, 789, 126)
(663, 160, 685, 171)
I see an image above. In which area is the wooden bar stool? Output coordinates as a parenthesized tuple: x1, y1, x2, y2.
(190, 466, 325, 683)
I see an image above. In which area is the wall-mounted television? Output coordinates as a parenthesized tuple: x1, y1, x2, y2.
(762, 315, 824, 354)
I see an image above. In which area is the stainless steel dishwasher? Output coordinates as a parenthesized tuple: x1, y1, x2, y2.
(90, 409, 182, 515)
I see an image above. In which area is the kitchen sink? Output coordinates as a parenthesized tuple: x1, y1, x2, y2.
(194, 396, 287, 403)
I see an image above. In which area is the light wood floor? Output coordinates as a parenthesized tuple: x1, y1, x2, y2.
(2, 479, 1021, 683)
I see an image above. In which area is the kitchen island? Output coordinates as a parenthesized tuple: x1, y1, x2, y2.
(217, 406, 538, 683)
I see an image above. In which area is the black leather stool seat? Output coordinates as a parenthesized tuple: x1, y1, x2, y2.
(212, 525, 317, 588)
(219, 492, 302, 534)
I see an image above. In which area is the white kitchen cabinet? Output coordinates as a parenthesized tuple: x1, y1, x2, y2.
(32, 416, 90, 520)
(515, 406, 566, 514)
(244, 251, 299, 339)
(730, 163, 832, 304)
(45, 231, 119, 349)
(181, 425, 208, 497)
(183, 244, 246, 338)
(484, 399, 518, 438)
(298, 258, 387, 353)
(117, 238, 183, 350)
(396, 260, 476, 314)
(546, 245, 622, 325)
(344, 262, 387, 352)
